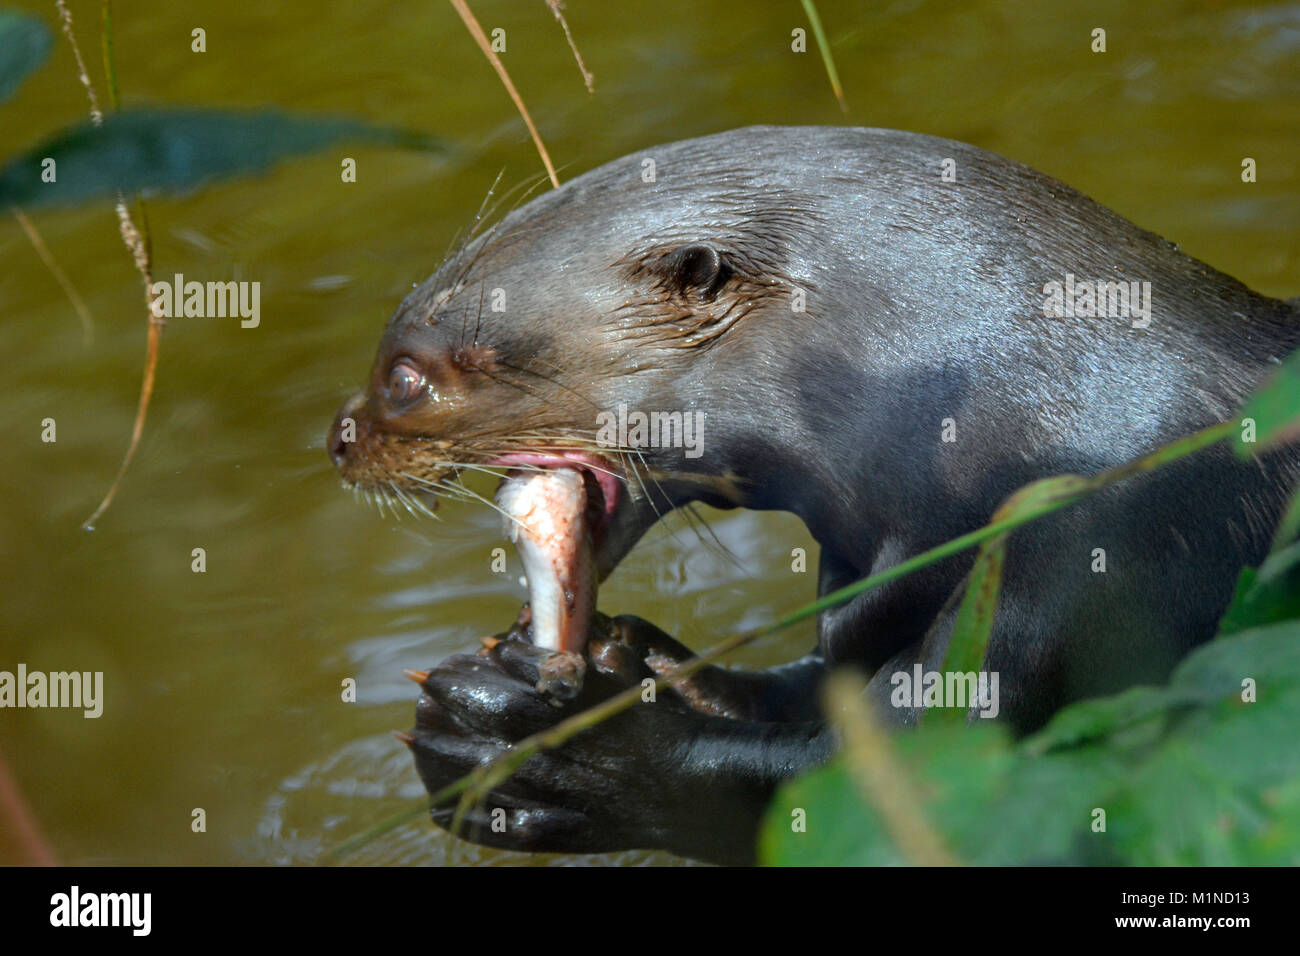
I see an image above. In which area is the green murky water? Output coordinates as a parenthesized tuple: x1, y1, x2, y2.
(1, 0, 1297, 865)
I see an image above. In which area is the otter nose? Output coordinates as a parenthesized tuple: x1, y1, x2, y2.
(328, 392, 366, 467)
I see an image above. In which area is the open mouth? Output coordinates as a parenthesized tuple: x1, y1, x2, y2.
(485, 450, 623, 553)
(340, 439, 641, 653)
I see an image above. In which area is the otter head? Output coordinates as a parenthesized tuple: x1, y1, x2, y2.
(328, 131, 823, 580)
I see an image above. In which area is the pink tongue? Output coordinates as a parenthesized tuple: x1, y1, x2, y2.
(495, 469, 596, 653)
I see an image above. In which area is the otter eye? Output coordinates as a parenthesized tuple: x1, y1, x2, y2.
(654, 242, 732, 301)
(387, 360, 425, 404)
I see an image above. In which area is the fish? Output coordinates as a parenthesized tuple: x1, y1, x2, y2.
(495, 468, 597, 655)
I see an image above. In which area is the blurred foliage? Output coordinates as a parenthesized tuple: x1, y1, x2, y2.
(0, 9, 50, 105)
(0, 107, 446, 209)
(1, 5, 443, 209)
(763, 622, 1300, 865)
(1238, 347, 1300, 456)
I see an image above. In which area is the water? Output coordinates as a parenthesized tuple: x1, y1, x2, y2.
(1, 0, 1296, 865)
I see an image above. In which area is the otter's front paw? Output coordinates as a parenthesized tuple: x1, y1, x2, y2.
(404, 636, 690, 856)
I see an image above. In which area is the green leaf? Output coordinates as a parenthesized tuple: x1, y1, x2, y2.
(0, 9, 52, 105)
(0, 107, 449, 208)
(1217, 540, 1300, 635)
(762, 622, 1300, 866)
(1236, 348, 1300, 455)
(931, 476, 1095, 726)
(926, 538, 1004, 727)
(931, 537, 1004, 719)
(1020, 683, 1197, 755)
(939, 541, 1003, 675)
(759, 722, 1012, 865)
(758, 760, 878, 865)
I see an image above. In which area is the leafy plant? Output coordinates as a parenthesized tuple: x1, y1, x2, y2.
(762, 620, 1300, 865)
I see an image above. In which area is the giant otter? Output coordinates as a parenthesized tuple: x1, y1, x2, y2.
(327, 125, 1300, 865)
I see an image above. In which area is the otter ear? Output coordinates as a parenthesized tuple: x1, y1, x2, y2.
(652, 243, 733, 300)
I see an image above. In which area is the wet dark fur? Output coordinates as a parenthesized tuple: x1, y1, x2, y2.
(331, 126, 1300, 864)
